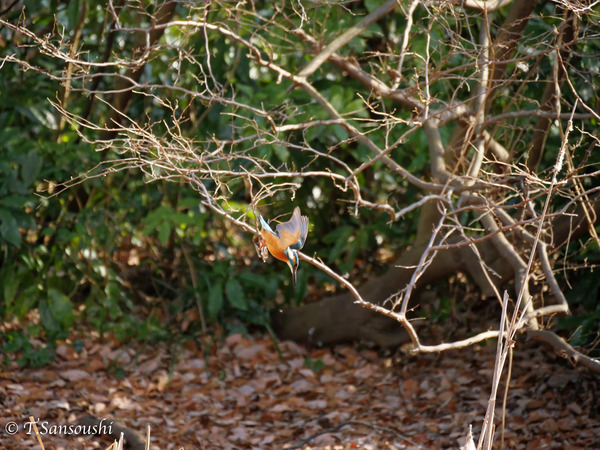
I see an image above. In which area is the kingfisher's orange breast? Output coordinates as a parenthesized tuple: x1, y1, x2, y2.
(261, 229, 288, 262)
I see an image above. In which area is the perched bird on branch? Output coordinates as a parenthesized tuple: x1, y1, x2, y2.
(259, 207, 309, 286)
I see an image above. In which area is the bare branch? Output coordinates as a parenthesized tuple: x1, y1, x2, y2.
(296, 0, 398, 80)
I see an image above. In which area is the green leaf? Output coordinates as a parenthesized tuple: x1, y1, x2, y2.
(342, 229, 367, 272)
(237, 271, 278, 299)
(142, 206, 174, 235)
(48, 288, 75, 326)
(39, 289, 75, 339)
(0, 210, 21, 247)
(0, 265, 19, 312)
(226, 278, 247, 311)
(14, 285, 39, 319)
(333, 124, 349, 142)
(158, 220, 172, 245)
(364, 0, 381, 13)
(178, 197, 201, 209)
(208, 281, 224, 320)
(0, 195, 28, 209)
(38, 300, 58, 336)
(15, 104, 57, 130)
(305, 125, 325, 143)
(324, 225, 354, 262)
(21, 150, 43, 187)
(273, 144, 290, 162)
(66, 0, 81, 31)
(347, 99, 369, 118)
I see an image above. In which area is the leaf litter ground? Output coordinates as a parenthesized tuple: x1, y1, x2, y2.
(1, 329, 599, 449)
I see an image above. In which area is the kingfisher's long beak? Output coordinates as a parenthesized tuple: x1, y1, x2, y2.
(291, 266, 297, 286)
(286, 260, 298, 286)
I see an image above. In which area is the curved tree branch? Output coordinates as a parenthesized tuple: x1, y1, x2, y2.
(527, 330, 600, 374)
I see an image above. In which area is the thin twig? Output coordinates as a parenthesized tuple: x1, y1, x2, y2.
(296, 0, 398, 80)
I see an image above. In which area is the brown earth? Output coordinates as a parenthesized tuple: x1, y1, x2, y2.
(1, 324, 599, 449)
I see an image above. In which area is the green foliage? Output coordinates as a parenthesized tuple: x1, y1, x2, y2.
(208, 280, 224, 320)
(304, 357, 325, 373)
(1, 329, 56, 367)
(556, 243, 600, 351)
(0, 145, 40, 247)
(1, 0, 598, 367)
(429, 295, 453, 324)
(39, 289, 75, 340)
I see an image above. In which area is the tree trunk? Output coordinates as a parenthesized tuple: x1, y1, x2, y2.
(273, 194, 600, 346)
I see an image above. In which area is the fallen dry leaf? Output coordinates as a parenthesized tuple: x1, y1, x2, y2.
(1, 329, 599, 449)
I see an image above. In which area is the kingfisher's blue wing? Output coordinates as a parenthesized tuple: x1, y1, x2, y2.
(289, 216, 308, 249)
(276, 207, 308, 250)
(259, 215, 278, 237)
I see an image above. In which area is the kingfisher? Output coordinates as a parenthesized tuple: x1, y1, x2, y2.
(259, 206, 309, 286)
